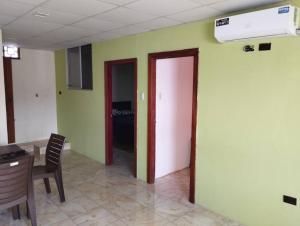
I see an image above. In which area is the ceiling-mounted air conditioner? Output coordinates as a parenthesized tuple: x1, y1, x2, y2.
(215, 5, 299, 43)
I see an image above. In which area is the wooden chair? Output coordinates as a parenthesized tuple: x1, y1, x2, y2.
(0, 155, 36, 226)
(33, 133, 66, 202)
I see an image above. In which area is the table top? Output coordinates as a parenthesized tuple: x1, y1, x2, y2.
(0, 144, 29, 163)
(0, 144, 23, 154)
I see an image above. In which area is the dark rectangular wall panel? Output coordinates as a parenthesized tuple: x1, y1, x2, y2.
(81, 44, 93, 90)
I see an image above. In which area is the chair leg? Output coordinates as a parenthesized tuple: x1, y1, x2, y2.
(26, 202, 29, 219)
(54, 169, 65, 202)
(27, 198, 37, 226)
(12, 205, 20, 220)
(43, 178, 51, 193)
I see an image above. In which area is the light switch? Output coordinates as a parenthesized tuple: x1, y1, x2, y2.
(140, 92, 145, 101)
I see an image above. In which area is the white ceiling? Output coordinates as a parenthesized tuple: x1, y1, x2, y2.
(0, 0, 283, 50)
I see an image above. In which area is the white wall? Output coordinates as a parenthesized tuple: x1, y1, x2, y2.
(12, 48, 57, 143)
(112, 63, 134, 108)
(155, 57, 194, 179)
(0, 29, 8, 145)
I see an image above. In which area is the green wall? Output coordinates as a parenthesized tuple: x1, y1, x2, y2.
(55, 2, 300, 225)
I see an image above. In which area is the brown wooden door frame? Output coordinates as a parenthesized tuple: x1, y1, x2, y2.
(104, 58, 138, 177)
(3, 57, 16, 144)
(147, 48, 199, 203)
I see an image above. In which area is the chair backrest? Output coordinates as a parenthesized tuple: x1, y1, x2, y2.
(45, 133, 66, 171)
(0, 155, 34, 207)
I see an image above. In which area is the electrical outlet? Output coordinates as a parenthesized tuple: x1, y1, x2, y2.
(259, 43, 271, 51)
(283, 195, 297, 206)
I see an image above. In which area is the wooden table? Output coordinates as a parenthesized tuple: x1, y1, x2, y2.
(0, 144, 34, 221)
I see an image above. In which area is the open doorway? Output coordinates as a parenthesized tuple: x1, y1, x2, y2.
(105, 58, 137, 177)
(147, 49, 198, 203)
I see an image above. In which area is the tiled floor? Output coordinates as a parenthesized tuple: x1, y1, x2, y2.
(113, 147, 134, 174)
(0, 150, 242, 226)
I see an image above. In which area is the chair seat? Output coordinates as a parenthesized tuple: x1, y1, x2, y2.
(32, 165, 54, 180)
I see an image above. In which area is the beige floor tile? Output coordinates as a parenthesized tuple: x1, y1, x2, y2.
(151, 198, 191, 221)
(120, 208, 171, 226)
(49, 219, 77, 226)
(0, 150, 242, 226)
(101, 195, 146, 217)
(129, 190, 167, 206)
(72, 207, 119, 226)
(37, 211, 69, 226)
